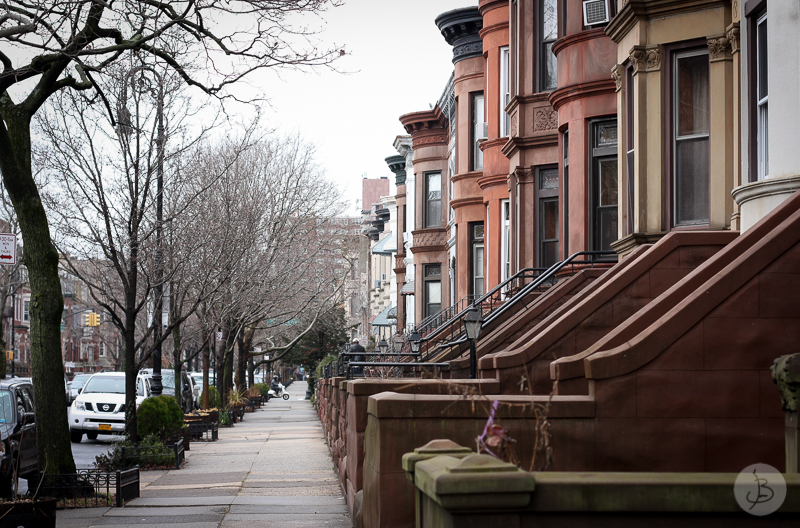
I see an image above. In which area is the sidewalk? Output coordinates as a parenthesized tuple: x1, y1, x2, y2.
(57, 382, 352, 528)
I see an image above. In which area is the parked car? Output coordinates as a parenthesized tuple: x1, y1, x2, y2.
(67, 373, 93, 405)
(69, 372, 151, 443)
(0, 379, 38, 497)
(139, 369, 194, 413)
(188, 372, 216, 407)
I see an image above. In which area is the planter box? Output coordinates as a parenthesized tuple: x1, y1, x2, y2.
(0, 497, 56, 528)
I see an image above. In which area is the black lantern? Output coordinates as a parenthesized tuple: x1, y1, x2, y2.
(378, 338, 389, 354)
(463, 307, 483, 341)
(463, 307, 483, 379)
(409, 330, 421, 354)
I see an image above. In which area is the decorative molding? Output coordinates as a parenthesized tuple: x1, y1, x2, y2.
(410, 228, 448, 249)
(629, 45, 661, 75)
(549, 78, 616, 111)
(551, 27, 608, 57)
(533, 107, 558, 132)
(412, 134, 448, 148)
(514, 167, 534, 184)
(726, 22, 740, 55)
(707, 34, 732, 62)
(611, 64, 623, 92)
(510, 114, 518, 137)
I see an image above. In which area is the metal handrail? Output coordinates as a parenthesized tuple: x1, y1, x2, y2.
(414, 266, 550, 361)
(437, 250, 618, 355)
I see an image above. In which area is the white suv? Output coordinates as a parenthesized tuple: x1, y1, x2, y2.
(68, 372, 151, 443)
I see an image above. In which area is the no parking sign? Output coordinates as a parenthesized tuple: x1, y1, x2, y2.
(0, 234, 16, 265)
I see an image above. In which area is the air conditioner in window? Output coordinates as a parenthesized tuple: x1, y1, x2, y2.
(374, 279, 381, 289)
(381, 273, 388, 282)
(474, 122, 488, 143)
(583, 0, 610, 26)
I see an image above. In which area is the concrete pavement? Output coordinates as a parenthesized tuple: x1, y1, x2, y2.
(57, 382, 352, 528)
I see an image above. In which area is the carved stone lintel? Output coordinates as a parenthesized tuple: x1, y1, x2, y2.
(412, 134, 447, 148)
(773, 354, 800, 412)
(707, 34, 733, 62)
(611, 64, 623, 92)
(533, 107, 558, 132)
(629, 45, 660, 75)
(727, 22, 740, 54)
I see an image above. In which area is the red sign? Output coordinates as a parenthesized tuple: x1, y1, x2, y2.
(0, 234, 16, 265)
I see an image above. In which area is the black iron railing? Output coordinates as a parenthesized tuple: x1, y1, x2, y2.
(119, 438, 184, 470)
(434, 251, 617, 357)
(35, 467, 140, 508)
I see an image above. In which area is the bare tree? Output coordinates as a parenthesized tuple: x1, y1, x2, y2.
(0, 0, 342, 472)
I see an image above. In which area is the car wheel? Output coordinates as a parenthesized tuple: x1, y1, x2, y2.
(70, 429, 83, 443)
(86, 432, 98, 440)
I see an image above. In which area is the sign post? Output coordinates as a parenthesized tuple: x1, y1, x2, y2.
(0, 234, 17, 265)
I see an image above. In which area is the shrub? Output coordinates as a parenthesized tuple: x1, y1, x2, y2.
(207, 386, 221, 408)
(253, 383, 270, 397)
(138, 395, 184, 441)
(94, 434, 172, 470)
(316, 355, 336, 378)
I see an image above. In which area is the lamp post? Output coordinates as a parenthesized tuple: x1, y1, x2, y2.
(118, 65, 165, 396)
(378, 338, 388, 355)
(463, 307, 483, 379)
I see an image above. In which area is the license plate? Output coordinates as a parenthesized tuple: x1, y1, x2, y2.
(98, 424, 112, 431)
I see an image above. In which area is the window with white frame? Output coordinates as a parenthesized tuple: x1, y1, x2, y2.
(673, 49, 710, 226)
(756, 10, 768, 181)
(471, 223, 485, 298)
(23, 300, 29, 322)
(99, 342, 106, 357)
(501, 200, 510, 283)
(471, 92, 485, 170)
(500, 46, 510, 137)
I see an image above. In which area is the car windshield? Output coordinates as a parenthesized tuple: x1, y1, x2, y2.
(71, 375, 92, 387)
(162, 374, 176, 389)
(0, 390, 13, 424)
(82, 376, 125, 394)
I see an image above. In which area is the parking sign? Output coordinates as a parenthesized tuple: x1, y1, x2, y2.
(0, 234, 16, 265)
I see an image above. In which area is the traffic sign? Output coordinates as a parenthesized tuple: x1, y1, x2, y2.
(0, 234, 16, 265)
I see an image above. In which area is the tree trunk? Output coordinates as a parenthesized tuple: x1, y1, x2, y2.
(236, 334, 246, 391)
(172, 320, 182, 410)
(0, 108, 76, 474)
(247, 357, 255, 387)
(123, 242, 139, 441)
(202, 326, 210, 409)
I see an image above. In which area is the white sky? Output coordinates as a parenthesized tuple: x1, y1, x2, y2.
(255, 0, 471, 215)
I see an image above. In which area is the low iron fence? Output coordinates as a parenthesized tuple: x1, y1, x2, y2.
(118, 438, 184, 470)
(34, 467, 140, 508)
(188, 422, 219, 441)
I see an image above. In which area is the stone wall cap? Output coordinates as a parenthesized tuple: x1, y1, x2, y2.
(448, 454, 519, 473)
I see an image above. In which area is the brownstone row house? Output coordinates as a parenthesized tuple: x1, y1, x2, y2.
(321, 1, 800, 525)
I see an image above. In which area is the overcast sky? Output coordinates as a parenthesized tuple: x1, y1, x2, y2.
(257, 0, 471, 215)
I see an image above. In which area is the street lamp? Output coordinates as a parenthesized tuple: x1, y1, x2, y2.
(378, 338, 388, 355)
(118, 65, 166, 396)
(409, 330, 421, 354)
(463, 307, 483, 379)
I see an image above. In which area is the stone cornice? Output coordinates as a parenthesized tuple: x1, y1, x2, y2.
(549, 79, 616, 111)
(478, 21, 509, 41)
(450, 196, 485, 209)
(400, 110, 446, 134)
(410, 227, 449, 254)
(386, 154, 407, 186)
(478, 0, 509, 16)
(451, 170, 483, 183)
(501, 133, 559, 158)
(479, 137, 508, 151)
(436, 7, 484, 64)
(552, 28, 608, 57)
(606, 0, 730, 43)
(477, 173, 509, 190)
